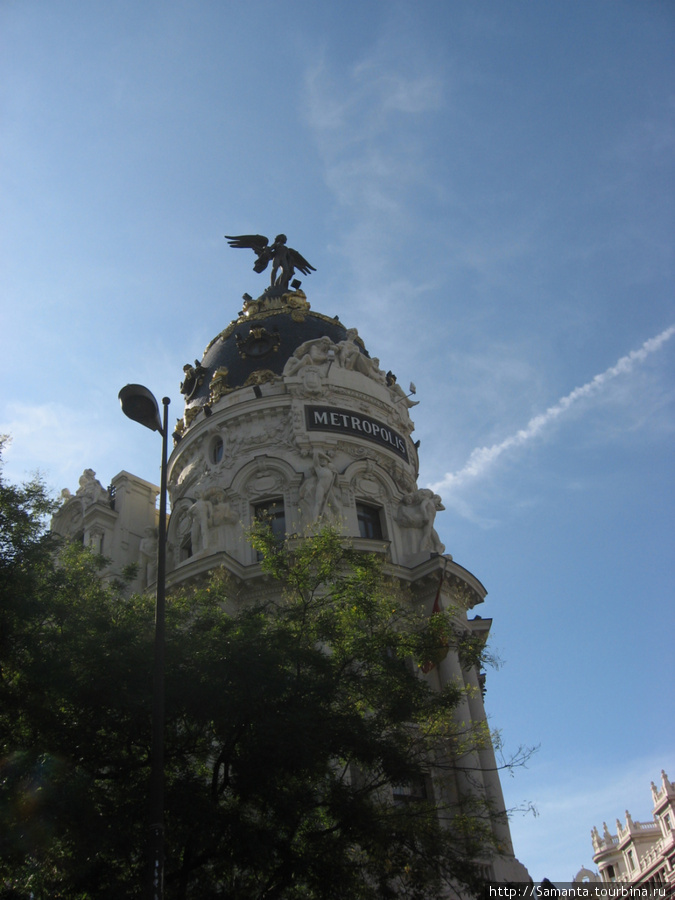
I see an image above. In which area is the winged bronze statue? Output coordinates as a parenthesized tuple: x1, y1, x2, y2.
(224, 233, 316, 292)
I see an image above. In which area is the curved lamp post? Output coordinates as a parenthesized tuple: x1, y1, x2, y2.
(118, 385, 170, 900)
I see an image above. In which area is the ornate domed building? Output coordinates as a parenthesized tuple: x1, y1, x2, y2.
(51, 242, 530, 886)
(165, 284, 439, 584)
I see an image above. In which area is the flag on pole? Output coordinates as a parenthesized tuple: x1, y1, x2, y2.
(420, 565, 449, 674)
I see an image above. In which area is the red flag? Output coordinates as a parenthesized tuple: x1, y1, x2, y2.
(420, 568, 449, 674)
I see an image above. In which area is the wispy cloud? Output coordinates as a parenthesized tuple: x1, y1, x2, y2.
(303, 34, 445, 327)
(0, 401, 119, 492)
(304, 56, 442, 226)
(430, 325, 675, 496)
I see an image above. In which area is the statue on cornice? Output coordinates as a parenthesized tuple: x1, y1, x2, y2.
(396, 489, 445, 555)
(225, 233, 316, 292)
(76, 469, 108, 507)
(283, 336, 335, 376)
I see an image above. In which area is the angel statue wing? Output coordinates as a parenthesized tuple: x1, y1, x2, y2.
(224, 234, 272, 273)
(225, 232, 316, 289)
(287, 247, 316, 278)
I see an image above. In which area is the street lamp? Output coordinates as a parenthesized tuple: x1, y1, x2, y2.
(118, 384, 170, 900)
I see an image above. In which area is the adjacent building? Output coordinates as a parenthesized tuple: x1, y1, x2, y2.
(587, 770, 675, 889)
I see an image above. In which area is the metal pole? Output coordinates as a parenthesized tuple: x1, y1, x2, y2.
(149, 397, 170, 899)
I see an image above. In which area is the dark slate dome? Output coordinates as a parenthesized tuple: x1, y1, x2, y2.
(181, 292, 369, 408)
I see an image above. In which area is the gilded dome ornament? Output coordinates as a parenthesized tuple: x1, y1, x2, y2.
(235, 326, 281, 359)
(183, 406, 201, 429)
(172, 418, 186, 444)
(244, 369, 278, 387)
(209, 367, 233, 404)
(180, 361, 208, 400)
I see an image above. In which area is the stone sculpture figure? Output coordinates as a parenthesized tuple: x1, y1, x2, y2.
(396, 489, 445, 554)
(76, 469, 108, 507)
(200, 487, 237, 529)
(335, 330, 386, 384)
(186, 490, 213, 555)
(386, 371, 419, 408)
(221, 428, 242, 468)
(197, 488, 238, 553)
(139, 526, 158, 587)
(283, 336, 335, 376)
(335, 329, 363, 370)
(337, 328, 376, 375)
(225, 233, 316, 292)
(301, 448, 341, 523)
(368, 357, 387, 385)
(310, 448, 338, 520)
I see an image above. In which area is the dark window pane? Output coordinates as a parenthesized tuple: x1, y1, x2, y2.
(212, 437, 224, 464)
(356, 502, 383, 540)
(254, 499, 286, 546)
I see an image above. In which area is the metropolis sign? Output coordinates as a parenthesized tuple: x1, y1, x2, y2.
(305, 405, 409, 462)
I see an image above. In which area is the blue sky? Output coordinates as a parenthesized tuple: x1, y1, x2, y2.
(1, 0, 673, 883)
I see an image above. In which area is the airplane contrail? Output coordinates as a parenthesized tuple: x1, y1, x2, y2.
(430, 325, 675, 495)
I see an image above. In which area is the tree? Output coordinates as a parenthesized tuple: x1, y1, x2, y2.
(0, 446, 154, 897)
(0, 456, 511, 899)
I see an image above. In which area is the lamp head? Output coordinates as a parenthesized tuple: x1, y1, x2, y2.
(119, 384, 164, 433)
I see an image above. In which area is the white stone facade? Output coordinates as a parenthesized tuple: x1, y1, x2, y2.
(51, 468, 159, 589)
(585, 771, 675, 888)
(165, 331, 439, 577)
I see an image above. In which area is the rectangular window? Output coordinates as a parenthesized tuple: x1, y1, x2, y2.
(356, 502, 383, 540)
(254, 499, 286, 557)
(392, 776, 428, 806)
(180, 534, 192, 561)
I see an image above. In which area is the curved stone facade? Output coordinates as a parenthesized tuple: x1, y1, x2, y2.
(166, 291, 435, 581)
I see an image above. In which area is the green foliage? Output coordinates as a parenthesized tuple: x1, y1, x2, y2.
(0, 459, 504, 899)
